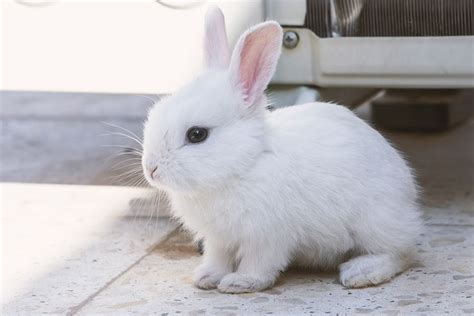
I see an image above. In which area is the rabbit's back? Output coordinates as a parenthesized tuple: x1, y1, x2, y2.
(266, 102, 416, 198)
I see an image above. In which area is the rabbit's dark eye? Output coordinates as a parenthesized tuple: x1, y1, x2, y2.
(186, 126, 208, 144)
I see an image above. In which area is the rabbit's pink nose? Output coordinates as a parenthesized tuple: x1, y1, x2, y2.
(150, 166, 158, 179)
(146, 166, 158, 180)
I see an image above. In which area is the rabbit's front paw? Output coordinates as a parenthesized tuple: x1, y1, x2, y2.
(193, 264, 227, 290)
(217, 273, 273, 293)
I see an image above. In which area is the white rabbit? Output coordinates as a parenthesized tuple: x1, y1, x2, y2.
(142, 7, 422, 293)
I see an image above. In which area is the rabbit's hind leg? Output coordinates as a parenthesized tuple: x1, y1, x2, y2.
(339, 253, 409, 288)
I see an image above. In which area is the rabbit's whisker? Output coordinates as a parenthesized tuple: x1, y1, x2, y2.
(101, 121, 143, 142)
(100, 132, 143, 148)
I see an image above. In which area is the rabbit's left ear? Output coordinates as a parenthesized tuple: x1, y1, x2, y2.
(204, 6, 230, 69)
(229, 21, 283, 107)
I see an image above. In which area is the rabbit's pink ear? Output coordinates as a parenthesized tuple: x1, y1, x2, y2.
(229, 22, 282, 107)
(204, 6, 230, 69)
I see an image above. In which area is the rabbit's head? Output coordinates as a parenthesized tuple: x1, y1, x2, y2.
(142, 7, 282, 192)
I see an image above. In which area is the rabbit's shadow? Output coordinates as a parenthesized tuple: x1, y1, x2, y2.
(271, 269, 340, 293)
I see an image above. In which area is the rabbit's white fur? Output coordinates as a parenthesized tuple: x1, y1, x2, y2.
(142, 8, 422, 293)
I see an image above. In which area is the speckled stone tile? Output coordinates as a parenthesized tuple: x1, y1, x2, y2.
(74, 222, 473, 315)
(424, 207, 474, 227)
(1, 183, 177, 314)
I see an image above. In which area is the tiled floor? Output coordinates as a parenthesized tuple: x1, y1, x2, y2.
(1, 91, 473, 314)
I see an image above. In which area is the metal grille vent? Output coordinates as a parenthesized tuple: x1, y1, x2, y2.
(304, 0, 474, 37)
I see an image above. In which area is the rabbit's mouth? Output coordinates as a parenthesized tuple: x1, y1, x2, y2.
(143, 171, 171, 192)
(142, 164, 182, 192)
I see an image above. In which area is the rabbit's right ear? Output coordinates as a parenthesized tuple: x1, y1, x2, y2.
(204, 6, 230, 69)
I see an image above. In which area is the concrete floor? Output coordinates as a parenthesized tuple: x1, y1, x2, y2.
(0, 91, 152, 185)
(1, 91, 473, 314)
